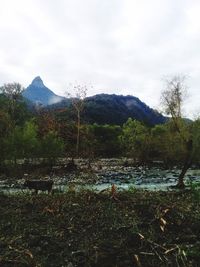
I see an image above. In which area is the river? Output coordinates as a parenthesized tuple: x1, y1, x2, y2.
(0, 161, 200, 194)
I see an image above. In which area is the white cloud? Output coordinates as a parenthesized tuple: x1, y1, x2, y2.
(0, 0, 200, 118)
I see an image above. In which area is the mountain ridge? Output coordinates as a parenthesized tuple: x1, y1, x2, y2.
(23, 77, 166, 125)
(83, 93, 166, 125)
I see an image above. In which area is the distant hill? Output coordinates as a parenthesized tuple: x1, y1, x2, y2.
(82, 94, 166, 125)
(22, 76, 64, 106)
(23, 77, 166, 125)
(50, 94, 166, 125)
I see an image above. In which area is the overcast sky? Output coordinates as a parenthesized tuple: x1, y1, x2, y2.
(0, 0, 200, 117)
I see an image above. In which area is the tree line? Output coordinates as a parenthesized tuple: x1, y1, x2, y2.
(0, 77, 200, 187)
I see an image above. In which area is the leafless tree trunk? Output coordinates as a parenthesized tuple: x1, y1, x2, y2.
(76, 109, 81, 156)
(66, 84, 87, 157)
(176, 140, 193, 188)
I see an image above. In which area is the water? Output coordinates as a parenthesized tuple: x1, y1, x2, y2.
(1, 166, 200, 194)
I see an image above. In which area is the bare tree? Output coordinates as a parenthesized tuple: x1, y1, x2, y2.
(161, 75, 193, 188)
(161, 76, 187, 130)
(66, 84, 87, 156)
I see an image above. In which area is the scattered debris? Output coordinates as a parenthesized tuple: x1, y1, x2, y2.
(0, 190, 199, 266)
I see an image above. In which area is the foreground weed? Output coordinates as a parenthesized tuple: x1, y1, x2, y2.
(189, 182, 200, 203)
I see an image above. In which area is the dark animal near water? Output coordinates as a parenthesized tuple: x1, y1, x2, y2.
(24, 180, 54, 194)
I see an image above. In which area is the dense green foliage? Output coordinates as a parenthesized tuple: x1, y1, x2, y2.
(0, 90, 65, 170)
(0, 85, 200, 174)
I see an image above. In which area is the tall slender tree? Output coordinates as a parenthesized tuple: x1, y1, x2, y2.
(161, 75, 193, 188)
(66, 84, 87, 156)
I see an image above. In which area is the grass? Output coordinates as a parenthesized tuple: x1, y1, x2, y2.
(0, 189, 200, 267)
(189, 181, 200, 203)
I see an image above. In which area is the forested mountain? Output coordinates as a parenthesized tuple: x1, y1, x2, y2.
(48, 94, 166, 125)
(83, 94, 166, 125)
(23, 77, 166, 125)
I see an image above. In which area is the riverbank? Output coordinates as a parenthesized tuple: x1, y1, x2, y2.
(1, 158, 200, 193)
(0, 189, 200, 266)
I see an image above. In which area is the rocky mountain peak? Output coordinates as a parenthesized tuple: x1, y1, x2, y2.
(23, 76, 64, 106)
(31, 76, 44, 87)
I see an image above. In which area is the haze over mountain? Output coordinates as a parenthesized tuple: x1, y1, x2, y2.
(22, 76, 64, 106)
(82, 94, 166, 125)
(23, 77, 166, 125)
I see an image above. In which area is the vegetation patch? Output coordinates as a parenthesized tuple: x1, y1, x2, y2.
(0, 189, 199, 267)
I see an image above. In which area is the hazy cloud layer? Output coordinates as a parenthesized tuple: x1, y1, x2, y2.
(0, 0, 200, 117)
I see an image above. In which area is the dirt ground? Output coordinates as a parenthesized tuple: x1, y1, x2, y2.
(0, 188, 200, 267)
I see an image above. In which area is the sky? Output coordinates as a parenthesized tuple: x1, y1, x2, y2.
(0, 0, 200, 118)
